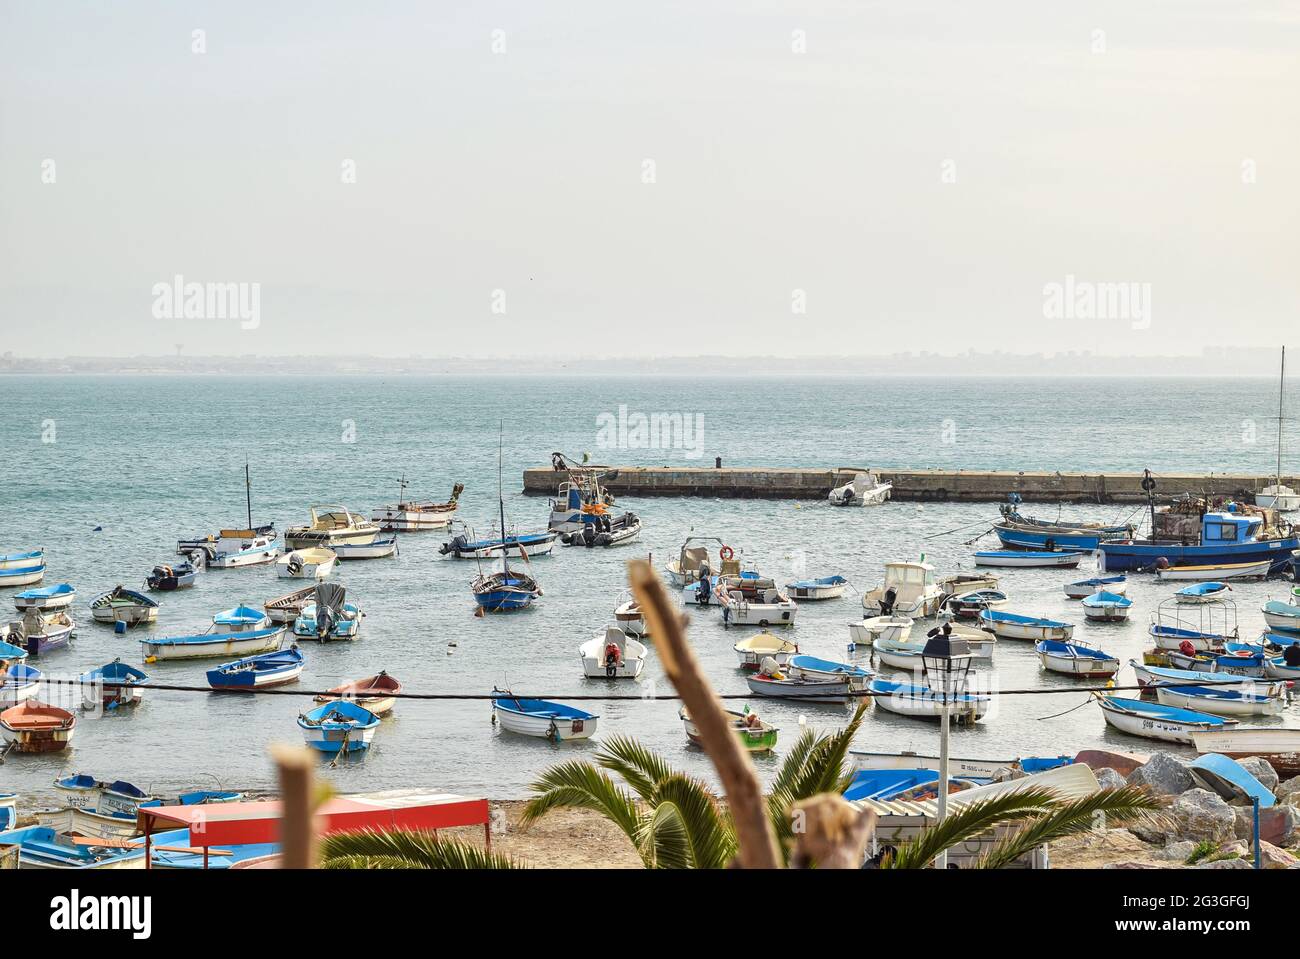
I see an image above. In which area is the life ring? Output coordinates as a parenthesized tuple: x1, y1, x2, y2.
(719, 545, 735, 561)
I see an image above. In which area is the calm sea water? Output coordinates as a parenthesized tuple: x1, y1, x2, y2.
(1, 374, 1297, 808)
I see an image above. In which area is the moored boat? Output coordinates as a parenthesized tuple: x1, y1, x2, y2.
(373, 479, 463, 531)
(297, 700, 381, 754)
(848, 614, 913, 648)
(330, 536, 398, 560)
(937, 572, 999, 599)
(264, 585, 317, 624)
(276, 547, 338, 580)
(6, 609, 75, 657)
(1063, 575, 1126, 599)
(979, 609, 1073, 642)
(1036, 639, 1120, 677)
(787, 654, 872, 683)
(441, 527, 557, 559)
(973, 550, 1085, 569)
(1100, 505, 1297, 575)
(663, 536, 735, 587)
(733, 632, 799, 669)
(1130, 659, 1285, 697)
(578, 626, 647, 678)
(315, 671, 402, 715)
(89, 586, 159, 627)
(1154, 684, 1284, 718)
(1261, 593, 1300, 632)
(491, 692, 597, 741)
(994, 497, 1133, 551)
(868, 677, 990, 723)
(77, 659, 149, 709)
(1080, 590, 1133, 622)
(679, 705, 778, 753)
(0, 663, 40, 706)
(1175, 582, 1231, 604)
(828, 471, 892, 506)
(785, 575, 848, 600)
(862, 561, 944, 617)
(207, 645, 305, 691)
(0, 701, 77, 752)
(943, 588, 1007, 619)
(284, 506, 382, 550)
(613, 594, 647, 637)
(1190, 728, 1300, 777)
(560, 510, 642, 548)
(145, 558, 200, 590)
(547, 466, 617, 532)
(1155, 560, 1270, 582)
(1254, 347, 1299, 511)
(746, 671, 862, 703)
(0, 564, 46, 588)
(0, 550, 43, 571)
(140, 606, 286, 663)
(1095, 694, 1234, 744)
(0, 827, 144, 869)
(12, 583, 76, 611)
(292, 584, 363, 642)
(715, 578, 797, 627)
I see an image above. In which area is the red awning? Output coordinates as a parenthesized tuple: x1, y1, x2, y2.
(137, 790, 489, 848)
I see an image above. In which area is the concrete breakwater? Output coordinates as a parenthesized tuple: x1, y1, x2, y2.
(522, 466, 1298, 503)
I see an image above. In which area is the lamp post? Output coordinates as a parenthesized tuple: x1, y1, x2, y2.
(922, 629, 974, 869)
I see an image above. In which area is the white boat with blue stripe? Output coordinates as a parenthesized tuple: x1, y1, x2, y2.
(0, 550, 42, 571)
(492, 691, 598, 741)
(868, 678, 990, 723)
(1063, 575, 1126, 599)
(0, 663, 40, 706)
(1080, 590, 1133, 621)
(297, 699, 380, 754)
(207, 645, 305, 691)
(1095, 694, 1235, 744)
(979, 609, 1073, 642)
(1154, 684, 1284, 718)
(0, 564, 46, 588)
(12, 584, 75, 611)
(1036, 639, 1120, 677)
(1175, 582, 1232, 604)
(786, 575, 848, 600)
(1130, 659, 1285, 697)
(974, 550, 1085, 569)
(140, 606, 285, 662)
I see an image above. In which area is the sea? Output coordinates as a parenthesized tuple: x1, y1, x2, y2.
(1, 374, 1298, 808)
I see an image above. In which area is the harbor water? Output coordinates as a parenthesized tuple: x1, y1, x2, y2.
(2, 374, 1298, 808)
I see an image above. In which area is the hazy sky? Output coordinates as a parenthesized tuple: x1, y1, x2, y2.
(1, 1, 1296, 357)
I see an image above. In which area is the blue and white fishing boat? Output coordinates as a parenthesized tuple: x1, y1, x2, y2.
(1080, 590, 1133, 622)
(1099, 509, 1298, 574)
(89, 585, 159, 627)
(1175, 581, 1231, 604)
(994, 497, 1134, 551)
(442, 529, 557, 559)
(746, 671, 861, 702)
(297, 699, 381, 754)
(1190, 754, 1277, 808)
(0, 827, 145, 869)
(329, 535, 398, 560)
(785, 575, 848, 601)
(547, 467, 616, 532)
(1130, 659, 1285, 697)
(12, 583, 76, 611)
(979, 609, 1073, 642)
(943, 588, 1007, 618)
(843, 768, 985, 802)
(1095, 694, 1235, 744)
(1154, 684, 1284, 718)
(0, 663, 40, 706)
(0, 549, 43, 571)
(868, 677, 990, 723)
(491, 692, 598, 741)
(78, 659, 149, 709)
(207, 646, 305, 691)
(787, 654, 872, 683)
(1148, 597, 1238, 652)
(140, 606, 285, 662)
(146, 557, 200, 591)
(973, 550, 1085, 569)
(0, 563, 46, 588)
(1261, 593, 1300, 632)
(1214, 641, 1271, 677)
(39, 775, 156, 839)
(1036, 639, 1120, 677)
(1063, 575, 1126, 599)
(292, 583, 363, 641)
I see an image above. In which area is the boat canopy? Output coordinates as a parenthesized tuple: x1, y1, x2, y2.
(1201, 512, 1263, 544)
(214, 606, 268, 626)
(884, 562, 934, 586)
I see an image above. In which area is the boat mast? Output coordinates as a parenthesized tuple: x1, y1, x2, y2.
(498, 424, 510, 578)
(245, 462, 253, 529)
(1276, 346, 1286, 486)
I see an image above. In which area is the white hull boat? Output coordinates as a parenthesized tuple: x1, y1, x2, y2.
(717, 587, 797, 627)
(733, 632, 799, 669)
(746, 673, 862, 702)
(848, 615, 913, 648)
(1155, 685, 1285, 718)
(330, 536, 398, 560)
(1155, 561, 1271, 582)
(140, 606, 286, 663)
(1131, 660, 1285, 697)
(373, 482, 463, 531)
(973, 550, 1086, 568)
(492, 693, 598, 741)
(1080, 591, 1132, 622)
(1176, 582, 1232, 604)
(868, 678, 989, 723)
(0, 565, 46, 588)
(979, 610, 1073, 642)
(89, 586, 160, 627)
(0, 550, 43, 571)
(12, 584, 76, 612)
(180, 526, 280, 568)
(1095, 695, 1234, 744)
(828, 471, 892, 506)
(285, 506, 382, 550)
(276, 548, 338, 580)
(862, 561, 943, 618)
(0, 664, 40, 706)
(1036, 640, 1120, 677)
(1256, 485, 1300, 511)
(786, 575, 848, 600)
(1063, 576, 1126, 599)
(613, 598, 647, 637)
(579, 626, 647, 678)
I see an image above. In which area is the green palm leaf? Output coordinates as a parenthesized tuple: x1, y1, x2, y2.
(596, 735, 678, 801)
(522, 760, 643, 851)
(975, 786, 1162, 870)
(319, 829, 522, 869)
(883, 787, 1057, 869)
(647, 773, 737, 868)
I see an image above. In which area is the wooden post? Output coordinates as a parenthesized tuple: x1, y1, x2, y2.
(628, 559, 780, 869)
(271, 743, 317, 869)
(143, 816, 152, 871)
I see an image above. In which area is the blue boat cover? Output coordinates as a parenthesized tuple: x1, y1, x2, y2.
(1101, 696, 1227, 725)
(788, 654, 870, 677)
(982, 610, 1070, 628)
(1190, 754, 1275, 808)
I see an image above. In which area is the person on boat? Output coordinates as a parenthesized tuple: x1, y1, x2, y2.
(1284, 643, 1300, 668)
(743, 711, 762, 729)
(603, 639, 622, 671)
(880, 587, 897, 616)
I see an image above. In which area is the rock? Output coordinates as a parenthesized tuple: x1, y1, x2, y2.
(1277, 776, 1300, 803)
(1232, 803, 1300, 846)
(1128, 753, 1196, 797)
(1172, 788, 1236, 844)
(1103, 861, 1165, 869)
(1156, 840, 1197, 862)
(1128, 820, 1168, 845)
(1259, 841, 1300, 869)
(1196, 856, 1251, 869)
(1095, 767, 1127, 790)
(1218, 840, 1249, 858)
(1076, 749, 1148, 778)
(1237, 757, 1279, 795)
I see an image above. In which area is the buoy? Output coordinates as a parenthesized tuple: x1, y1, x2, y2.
(93, 526, 103, 532)
(114, 621, 127, 635)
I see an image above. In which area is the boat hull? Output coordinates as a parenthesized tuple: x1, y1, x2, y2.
(0, 566, 46, 588)
(1099, 539, 1298, 574)
(1037, 649, 1120, 678)
(973, 551, 1084, 569)
(372, 507, 456, 531)
(1155, 686, 1284, 718)
(141, 627, 286, 662)
(493, 706, 597, 741)
(1191, 729, 1300, 777)
(745, 674, 858, 703)
(994, 526, 1105, 551)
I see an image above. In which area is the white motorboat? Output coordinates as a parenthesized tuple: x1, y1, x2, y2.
(828, 471, 892, 506)
(284, 506, 382, 550)
(862, 561, 944, 618)
(715, 579, 797, 627)
(848, 615, 914, 648)
(373, 479, 463, 531)
(786, 575, 848, 600)
(733, 632, 799, 669)
(276, 548, 338, 580)
(578, 626, 647, 678)
(177, 464, 280, 568)
(613, 594, 647, 637)
(663, 536, 739, 588)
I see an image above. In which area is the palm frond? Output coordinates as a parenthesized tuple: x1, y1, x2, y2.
(319, 829, 522, 869)
(521, 760, 643, 850)
(648, 773, 737, 869)
(770, 727, 820, 795)
(596, 735, 678, 801)
(635, 801, 693, 869)
(884, 787, 1058, 869)
(788, 703, 870, 798)
(975, 786, 1163, 870)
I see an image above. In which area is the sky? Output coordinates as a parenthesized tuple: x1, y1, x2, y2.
(0, 1, 1296, 358)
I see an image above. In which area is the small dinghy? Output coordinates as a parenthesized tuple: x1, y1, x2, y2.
(0, 700, 77, 753)
(848, 615, 913, 648)
(441, 530, 557, 559)
(78, 659, 149, 709)
(979, 609, 1073, 642)
(874, 623, 995, 670)
(579, 626, 648, 678)
(733, 631, 799, 669)
(90, 586, 160, 627)
(787, 654, 872, 683)
(330, 535, 398, 560)
(1063, 575, 1126, 600)
(0, 563, 46, 588)
(292, 583, 362, 641)
(471, 569, 541, 612)
(613, 594, 647, 637)
(746, 669, 863, 703)
(785, 575, 848, 601)
(276, 547, 338, 580)
(1261, 594, 1300, 632)
(1189, 754, 1276, 807)
(1130, 659, 1285, 697)
(679, 705, 778, 753)
(937, 572, 1000, 599)
(145, 558, 200, 591)
(828, 471, 891, 506)
(0, 549, 43, 571)
(973, 550, 1085, 568)
(0, 662, 41, 706)
(0, 827, 145, 869)
(492, 691, 598, 741)
(1080, 590, 1133, 622)
(868, 678, 990, 723)
(1036, 639, 1120, 677)
(297, 699, 380, 754)
(12, 583, 76, 611)
(1156, 560, 1270, 581)
(1154, 684, 1284, 718)
(943, 588, 1007, 619)
(1095, 694, 1234, 744)
(560, 511, 642, 548)
(6, 609, 76, 656)
(140, 606, 286, 662)
(264, 585, 317, 624)
(315, 671, 402, 716)
(207, 645, 305, 691)
(1175, 581, 1232, 604)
